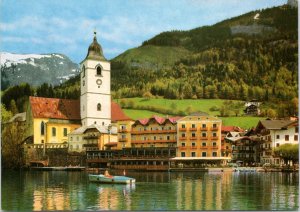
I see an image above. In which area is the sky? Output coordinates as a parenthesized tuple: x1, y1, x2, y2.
(0, 0, 287, 63)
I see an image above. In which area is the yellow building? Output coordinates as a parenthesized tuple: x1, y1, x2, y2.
(176, 114, 222, 158)
(25, 96, 81, 147)
(130, 116, 180, 148)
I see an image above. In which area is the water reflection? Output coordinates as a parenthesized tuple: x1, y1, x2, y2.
(87, 183, 135, 210)
(1, 170, 299, 211)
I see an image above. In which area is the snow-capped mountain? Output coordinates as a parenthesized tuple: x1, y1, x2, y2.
(0, 52, 80, 88)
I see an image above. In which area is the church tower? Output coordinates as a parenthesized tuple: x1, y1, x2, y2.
(80, 32, 111, 127)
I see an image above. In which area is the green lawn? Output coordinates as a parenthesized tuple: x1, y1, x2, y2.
(118, 97, 244, 116)
(120, 98, 265, 129)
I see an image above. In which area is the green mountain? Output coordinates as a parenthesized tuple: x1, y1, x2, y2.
(110, 5, 298, 102)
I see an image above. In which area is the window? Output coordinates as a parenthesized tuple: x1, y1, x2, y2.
(192, 133, 196, 138)
(181, 152, 186, 157)
(192, 142, 195, 147)
(212, 152, 217, 157)
(144, 137, 146, 141)
(182, 124, 186, 128)
(191, 152, 196, 157)
(276, 143, 280, 147)
(202, 142, 206, 146)
(192, 124, 196, 128)
(77, 136, 79, 141)
(96, 66, 102, 76)
(122, 134, 126, 139)
(212, 132, 217, 137)
(285, 135, 289, 141)
(63, 128, 67, 137)
(294, 135, 298, 141)
(94, 121, 97, 124)
(41, 140, 44, 144)
(181, 143, 185, 147)
(276, 135, 280, 139)
(213, 142, 216, 146)
(182, 133, 186, 137)
(97, 103, 101, 111)
(202, 124, 206, 129)
(202, 132, 206, 137)
(70, 137, 73, 141)
(154, 136, 156, 140)
(296, 127, 299, 133)
(213, 123, 217, 128)
(82, 65, 85, 78)
(52, 127, 56, 137)
(41, 121, 45, 136)
(202, 152, 207, 157)
(167, 136, 170, 140)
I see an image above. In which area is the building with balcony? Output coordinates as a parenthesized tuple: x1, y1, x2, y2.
(130, 116, 180, 148)
(254, 119, 298, 165)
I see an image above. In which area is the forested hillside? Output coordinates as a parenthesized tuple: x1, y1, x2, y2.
(111, 5, 298, 103)
(1, 4, 298, 119)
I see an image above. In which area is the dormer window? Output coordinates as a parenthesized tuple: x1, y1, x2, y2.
(96, 66, 102, 76)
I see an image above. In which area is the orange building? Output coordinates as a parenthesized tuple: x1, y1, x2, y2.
(130, 116, 181, 148)
(176, 114, 222, 158)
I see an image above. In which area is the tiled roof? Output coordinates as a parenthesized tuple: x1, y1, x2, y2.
(30, 96, 80, 120)
(221, 126, 244, 132)
(111, 102, 132, 122)
(29, 96, 130, 122)
(259, 119, 297, 130)
(134, 115, 181, 126)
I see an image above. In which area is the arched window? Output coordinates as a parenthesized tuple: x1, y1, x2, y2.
(96, 66, 102, 76)
(97, 103, 101, 111)
(41, 121, 45, 135)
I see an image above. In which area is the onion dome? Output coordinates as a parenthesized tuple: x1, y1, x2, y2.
(85, 31, 106, 61)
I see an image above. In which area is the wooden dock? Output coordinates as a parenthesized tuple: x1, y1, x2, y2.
(30, 166, 86, 171)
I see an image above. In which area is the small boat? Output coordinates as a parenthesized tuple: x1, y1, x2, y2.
(89, 174, 136, 184)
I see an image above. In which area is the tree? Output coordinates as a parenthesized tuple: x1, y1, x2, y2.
(274, 144, 298, 165)
(143, 91, 153, 100)
(1, 104, 12, 122)
(9, 99, 18, 115)
(1, 122, 26, 169)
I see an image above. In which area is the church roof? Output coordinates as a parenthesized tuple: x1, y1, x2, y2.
(29, 96, 80, 120)
(29, 96, 131, 122)
(85, 32, 106, 61)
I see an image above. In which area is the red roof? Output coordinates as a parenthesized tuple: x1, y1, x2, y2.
(111, 101, 132, 122)
(30, 96, 80, 120)
(134, 115, 181, 126)
(29, 96, 131, 122)
(221, 126, 244, 133)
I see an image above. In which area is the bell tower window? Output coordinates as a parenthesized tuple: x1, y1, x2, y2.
(96, 66, 102, 76)
(97, 103, 101, 111)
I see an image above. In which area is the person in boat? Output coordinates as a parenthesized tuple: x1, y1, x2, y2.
(104, 170, 110, 177)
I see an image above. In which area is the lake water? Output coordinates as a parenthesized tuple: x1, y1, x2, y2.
(1, 170, 299, 211)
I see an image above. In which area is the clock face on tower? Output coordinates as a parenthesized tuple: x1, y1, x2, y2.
(96, 79, 102, 85)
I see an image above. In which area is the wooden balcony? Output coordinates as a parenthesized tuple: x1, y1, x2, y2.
(178, 146, 187, 150)
(200, 127, 208, 131)
(190, 146, 197, 150)
(118, 138, 128, 142)
(210, 146, 219, 149)
(118, 129, 129, 133)
(199, 136, 208, 140)
(131, 139, 176, 144)
(190, 137, 197, 140)
(179, 137, 187, 140)
(179, 128, 187, 131)
(211, 126, 219, 131)
(200, 146, 208, 149)
(189, 128, 197, 131)
(131, 129, 176, 134)
(211, 136, 219, 140)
